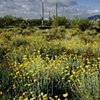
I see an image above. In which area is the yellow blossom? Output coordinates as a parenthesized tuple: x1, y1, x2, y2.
(16, 71, 19, 75)
(62, 77, 65, 80)
(41, 92, 44, 96)
(68, 80, 71, 83)
(66, 73, 70, 76)
(70, 75, 73, 79)
(24, 98, 28, 100)
(66, 66, 69, 69)
(34, 79, 37, 82)
(98, 57, 100, 60)
(43, 94, 47, 98)
(72, 70, 76, 75)
(63, 93, 68, 97)
(85, 65, 89, 68)
(22, 92, 27, 96)
(30, 98, 35, 100)
(23, 56, 27, 60)
(80, 66, 82, 68)
(13, 84, 16, 89)
(19, 96, 23, 100)
(27, 84, 31, 86)
(55, 95, 58, 98)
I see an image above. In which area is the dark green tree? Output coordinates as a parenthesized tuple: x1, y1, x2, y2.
(14, 17, 25, 27)
(27, 19, 41, 27)
(2, 15, 16, 27)
(70, 17, 79, 28)
(92, 19, 100, 32)
(78, 18, 92, 31)
(0, 17, 4, 28)
(52, 16, 70, 28)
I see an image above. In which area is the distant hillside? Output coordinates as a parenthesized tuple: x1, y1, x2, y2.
(88, 15, 100, 20)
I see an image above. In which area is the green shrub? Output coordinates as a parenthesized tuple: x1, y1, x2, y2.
(22, 29, 31, 35)
(70, 61, 100, 100)
(78, 18, 92, 31)
(52, 16, 70, 28)
(84, 29, 97, 36)
(12, 35, 29, 47)
(0, 27, 100, 100)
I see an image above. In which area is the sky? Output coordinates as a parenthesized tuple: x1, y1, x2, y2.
(0, 0, 100, 19)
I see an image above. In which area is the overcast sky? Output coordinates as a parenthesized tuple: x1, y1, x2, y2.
(0, 0, 100, 19)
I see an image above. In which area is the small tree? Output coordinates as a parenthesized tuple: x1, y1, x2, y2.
(78, 18, 92, 31)
(52, 16, 70, 28)
(2, 15, 16, 27)
(92, 19, 100, 32)
(70, 17, 79, 28)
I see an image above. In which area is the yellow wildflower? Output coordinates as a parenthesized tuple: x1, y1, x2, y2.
(98, 57, 100, 60)
(80, 66, 82, 68)
(66, 66, 69, 69)
(72, 70, 76, 75)
(22, 92, 27, 96)
(70, 75, 73, 79)
(16, 71, 19, 75)
(30, 98, 35, 100)
(24, 98, 28, 100)
(43, 94, 47, 98)
(41, 92, 44, 96)
(85, 65, 89, 68)
(66, 73, 70, 76)
(63, 93, 68, 97)
(68, 80, 71, 83)
(27, 84, 31, 87)
(13, 84, 16, 89)
(55, 95, 58, 98)
(34, 79, 37, 82)
(62, 77, 65, 80)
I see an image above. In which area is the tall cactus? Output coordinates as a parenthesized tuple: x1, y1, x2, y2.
(42, 1, 44, 20)
(49, 10, 50, 20)
(56, 3, 58, 17)
(42, 1, 44, 26)
(75, 9, 79, 19)
(48, 10, 51, 24)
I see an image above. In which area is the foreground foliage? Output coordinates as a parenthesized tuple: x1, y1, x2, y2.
(0, 27, 100, 100)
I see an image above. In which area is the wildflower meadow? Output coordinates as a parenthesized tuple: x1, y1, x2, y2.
(0, 26, 100, 100)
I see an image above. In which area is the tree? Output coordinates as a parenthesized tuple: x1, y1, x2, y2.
(70, 18, 79, 28)
(27, 19, 41, 27)
(92, 19, 100, 32)
(14, 17, 25, 27)
(2, 15, 16, 27)
(0, 17, 4, 28)
(78, 18, 92, 31)
(52, 16, 70, 28)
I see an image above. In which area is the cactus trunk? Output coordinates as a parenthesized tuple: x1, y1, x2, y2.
(56, 3, 58, 17)
(42, 1, 44, 26)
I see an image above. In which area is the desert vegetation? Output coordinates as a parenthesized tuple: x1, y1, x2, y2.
(0, 15, 100, 100)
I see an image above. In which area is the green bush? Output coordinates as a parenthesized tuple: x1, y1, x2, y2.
(78, 18, 92, 31)
(93, 19, 100, 32)
(0, 27, 100, 100)
(52, 16, 70, 28)
(70, 18, 79, 28)
(12, 35, 29, 47)
(84, 29, 97, 36)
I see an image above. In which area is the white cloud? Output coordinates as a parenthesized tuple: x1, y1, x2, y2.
(0, 0, 99, 19)
(88, 9, 100, 14)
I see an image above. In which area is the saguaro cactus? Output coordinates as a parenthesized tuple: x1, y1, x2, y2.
(56, 3, 58, 17)
(42, 1, 44, 26)
(49, 10, 50, 20)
